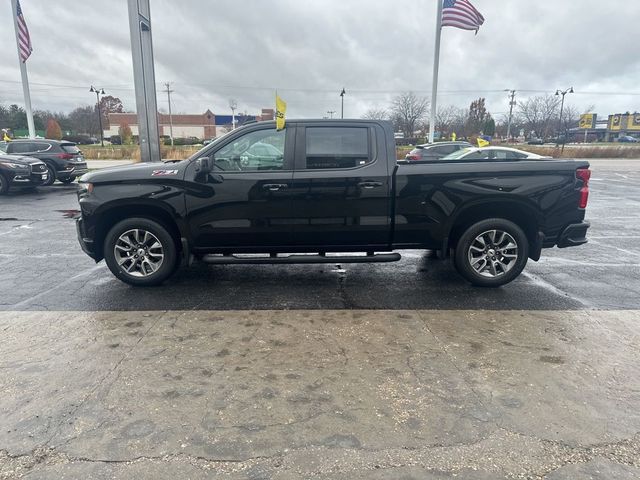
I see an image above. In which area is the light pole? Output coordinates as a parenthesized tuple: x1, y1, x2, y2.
(327, 110, 336, 119)
(504, 89, 516, 141)
(90, 86, 106, 146)
(340, 88, 346, 119)
(555, 87, 573, 145)
(229, 99, 238, 130)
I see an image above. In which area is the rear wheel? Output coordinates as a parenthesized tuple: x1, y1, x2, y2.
(0, 173, 8, 195)
(454, 218, 529, 287)
(42, 164, 56, 186)
(103, 218, 178, 286)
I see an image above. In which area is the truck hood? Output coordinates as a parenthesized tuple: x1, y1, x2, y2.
(80, 161, 187, 184)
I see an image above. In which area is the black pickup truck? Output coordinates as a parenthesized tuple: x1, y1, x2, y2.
(76, 120, 590, 287)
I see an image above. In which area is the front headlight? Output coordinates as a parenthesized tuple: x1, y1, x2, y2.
(78, 182, 94, 195)
(4, 162, 24, 169)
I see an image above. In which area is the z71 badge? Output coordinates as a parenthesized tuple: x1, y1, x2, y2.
(151, 169, 179, 176)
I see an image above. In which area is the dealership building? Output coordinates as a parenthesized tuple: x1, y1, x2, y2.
(104, 108, 275, 140)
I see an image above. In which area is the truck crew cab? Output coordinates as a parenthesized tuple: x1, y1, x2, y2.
(76, 120, 590, 287)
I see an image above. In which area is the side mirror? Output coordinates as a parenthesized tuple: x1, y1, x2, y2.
(196, 156, 213, 173)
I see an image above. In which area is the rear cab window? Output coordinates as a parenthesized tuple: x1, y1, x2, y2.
(305, 127, 371, 169)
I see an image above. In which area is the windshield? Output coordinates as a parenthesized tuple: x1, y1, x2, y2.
(442, 147, 475, 160)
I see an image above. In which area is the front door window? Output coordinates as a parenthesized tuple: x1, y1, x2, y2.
(214, 129, 285, 171)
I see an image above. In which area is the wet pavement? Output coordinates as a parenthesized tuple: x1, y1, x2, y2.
(1, 159, 640, 479)
(0, 159, 639, 312)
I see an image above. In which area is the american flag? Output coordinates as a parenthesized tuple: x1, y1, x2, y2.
(442, 0, 485, 33)
(16, 0, 33, 63)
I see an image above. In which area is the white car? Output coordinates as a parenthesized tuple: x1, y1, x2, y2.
(442, 146, 550, 161)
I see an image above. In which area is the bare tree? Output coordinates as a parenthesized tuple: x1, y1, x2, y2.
(363, 108, 388, 120)
(391, 92, 429, 138)
(435, 105, 466, 136)
(518, 94, 561, 139)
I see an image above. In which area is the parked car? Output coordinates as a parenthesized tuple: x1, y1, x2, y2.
(0, 154, 49, 194)
(76, 119, 590, 288)
(5, 139, 88, 186)
(618, 135, 638, 143)
(405, 141, 473, 161)
(527, 137, 545, 145)
(442, 147, 550, 161)
(109, 135, 122, 145)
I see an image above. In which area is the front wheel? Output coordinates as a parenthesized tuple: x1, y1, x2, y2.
(60, 176, 76, 184)
(103, 218, 178, 286)
(454, 218, 529, 287)
(42, 164, 56, 186)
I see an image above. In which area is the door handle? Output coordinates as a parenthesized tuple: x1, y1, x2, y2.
(358, 181, 383, 189)
(263, 183, 288, 191)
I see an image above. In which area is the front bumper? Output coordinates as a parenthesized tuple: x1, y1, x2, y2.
(76, 217, 97, 259)
(10, 170, 49, 187)
(557, 222, 590, 248)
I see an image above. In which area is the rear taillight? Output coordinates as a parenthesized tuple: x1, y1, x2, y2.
(576, 168, 591, 209)
(406, 154, 421, 161)
(57, 153, 74, 160)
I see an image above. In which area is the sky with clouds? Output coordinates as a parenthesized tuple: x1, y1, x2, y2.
(1, 0, 638, 122)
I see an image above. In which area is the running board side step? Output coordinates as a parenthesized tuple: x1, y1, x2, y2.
(200, 253, 401, 265)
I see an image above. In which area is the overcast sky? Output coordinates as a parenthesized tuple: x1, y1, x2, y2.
(1, 0, 638, 122)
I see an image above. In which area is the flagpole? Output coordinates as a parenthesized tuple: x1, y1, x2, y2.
(428, 0, 443, 144)
(11, 0, 35, 139)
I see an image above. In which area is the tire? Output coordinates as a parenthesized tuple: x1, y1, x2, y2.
(454, 218, 529, 287)
(42, 164, 56, 186)
(103, 218, 179, 286)
(60, 176, 76, 184)
(0, 173, 8, 195)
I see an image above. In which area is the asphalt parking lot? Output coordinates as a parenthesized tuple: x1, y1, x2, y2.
(1, 159, 639, 479)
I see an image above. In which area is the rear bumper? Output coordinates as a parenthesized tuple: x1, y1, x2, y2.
(557, 222, 590, 248)
(59, 164, 88, 180)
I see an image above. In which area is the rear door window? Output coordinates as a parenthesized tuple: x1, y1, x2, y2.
(33, 142, 52, 153)
(305, 127, 370, 169)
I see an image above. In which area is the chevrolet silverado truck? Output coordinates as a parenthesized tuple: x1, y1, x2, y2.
(76, 120, 590, 288)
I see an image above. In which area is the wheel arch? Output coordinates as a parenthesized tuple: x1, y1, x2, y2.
(445, 198, 543, 257)
(93, 200, 185, 260)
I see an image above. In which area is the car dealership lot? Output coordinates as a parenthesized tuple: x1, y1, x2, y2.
(1, 159, 639, 479)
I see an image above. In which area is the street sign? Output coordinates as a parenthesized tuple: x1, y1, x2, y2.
(579, 113, 596, 130)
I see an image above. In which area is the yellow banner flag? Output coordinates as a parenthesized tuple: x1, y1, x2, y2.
(3, 132, 10, 142)
(477, 137, 490, 147)
(275, 94, 287, 131)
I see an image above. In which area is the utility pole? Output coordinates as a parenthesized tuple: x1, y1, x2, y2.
(163, 82, 174, 146)
(89, 86, 106, 146)
(327, 110, 336, 119)
(340, 88, 346, 119)
(505, 89, 516, 141)
(229, 99, 238, 130)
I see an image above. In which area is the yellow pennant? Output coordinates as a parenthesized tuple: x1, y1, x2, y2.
(477, 137, 490, 148)
(275, 94, 287, 131)
(2, 132, 10, 142)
